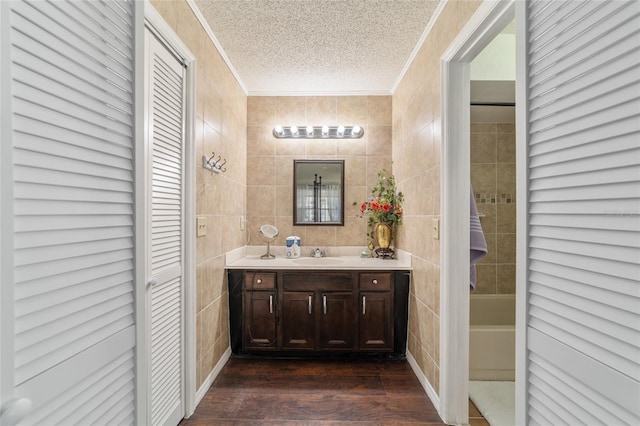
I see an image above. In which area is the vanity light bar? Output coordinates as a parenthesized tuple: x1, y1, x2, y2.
(273, 125, 364, 139)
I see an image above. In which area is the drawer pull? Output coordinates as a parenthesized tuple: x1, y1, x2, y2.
(269, 295, 273, 314)
(362, 295, 366, 315)
(256, 278, 262, 284)
(323, 295, 327, 315)
(372, 279, 378, 285)
(308, 295, 312, 315)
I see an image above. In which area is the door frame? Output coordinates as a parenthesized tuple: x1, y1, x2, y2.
(439, 0, 516, 424)
(137, 2, 197, 423)
(0, 0, 13, 412)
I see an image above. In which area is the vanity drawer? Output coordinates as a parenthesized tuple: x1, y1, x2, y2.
(282, 272, 354, 291)
(244, 272, 276, 289)
(359, 273, 391, 291)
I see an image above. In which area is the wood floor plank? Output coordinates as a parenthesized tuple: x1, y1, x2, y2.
(180, 357, 447, 425)
(380, 375, 427, 395)
(213, 374, 386, 395)
(236, 394, 391, 422)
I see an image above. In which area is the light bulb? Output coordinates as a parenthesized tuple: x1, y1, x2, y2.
(321, 125, 329, 136)
(291, 125, 298, 136)
(274, 125, 284, 136)
(306, 125, 314, 136)
(337, 125, 345, 136)
(351, 125, 361, 136)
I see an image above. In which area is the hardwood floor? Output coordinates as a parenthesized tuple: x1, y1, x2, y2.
(181, 357, 446, 425)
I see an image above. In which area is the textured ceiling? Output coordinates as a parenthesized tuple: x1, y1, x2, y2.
(193, 0, 441, 95)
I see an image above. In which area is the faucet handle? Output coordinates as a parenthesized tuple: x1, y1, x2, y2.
(311, 248, 326, 257)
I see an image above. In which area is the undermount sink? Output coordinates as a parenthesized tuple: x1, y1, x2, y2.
(292, 257, 345, 265)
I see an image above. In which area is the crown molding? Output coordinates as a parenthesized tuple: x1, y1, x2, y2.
(186, 0, 248, 95)
(390, 0, 447, 95)
(247, 90, 392, 97)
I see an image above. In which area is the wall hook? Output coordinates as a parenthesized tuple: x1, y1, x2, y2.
(202, 152, 227, 174)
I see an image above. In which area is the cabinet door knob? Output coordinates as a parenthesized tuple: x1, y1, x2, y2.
(269, 295, 273, 314)
(362, 295, 366, 315)
(372, 279, 378, 285)
(308, 295, 312, 315)
(257, 278, 262, 284)
(323, 295, 327, 315)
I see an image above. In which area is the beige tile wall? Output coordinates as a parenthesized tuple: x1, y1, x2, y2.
(149, 0, 247, 390)
(246, 96, 392, 248)
(471, 122, 516, 294)
(392, 0, 483, 397)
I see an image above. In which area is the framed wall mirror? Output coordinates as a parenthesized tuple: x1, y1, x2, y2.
(293, 160, 344, 225)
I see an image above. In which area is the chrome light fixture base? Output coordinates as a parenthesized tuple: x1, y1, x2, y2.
(273, 125, 363, 139)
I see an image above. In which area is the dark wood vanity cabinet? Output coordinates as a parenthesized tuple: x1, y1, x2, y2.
(358, 273, 393, 351)
(242, 272, 277, 349)
(281, 291, 315, 349)
(282, 272, 355, 351)
(228, 269, 410, 357)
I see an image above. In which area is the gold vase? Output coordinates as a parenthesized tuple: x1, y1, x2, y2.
(374, 222, 393, 249)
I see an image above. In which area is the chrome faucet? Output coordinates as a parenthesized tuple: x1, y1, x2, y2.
(311, 248, 325, 258)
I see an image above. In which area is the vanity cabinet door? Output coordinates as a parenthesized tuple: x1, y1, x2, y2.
(243, 290, 277, 349)
(358, 272, 393, 351)
(317, 292, 355, 350)
(359, 291, 393, 351)
(282, 292, 315, 350)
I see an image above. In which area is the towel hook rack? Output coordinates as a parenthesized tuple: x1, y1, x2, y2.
(202, 152, 227, 174)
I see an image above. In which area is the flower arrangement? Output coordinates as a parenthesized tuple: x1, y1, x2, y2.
(357, 169, 404, 243)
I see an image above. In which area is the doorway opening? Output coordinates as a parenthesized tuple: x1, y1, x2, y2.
(439, 1, 516, 424)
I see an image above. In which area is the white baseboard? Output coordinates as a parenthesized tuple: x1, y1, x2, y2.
(192, 347, 232, 411)
(406, 350, 441, 417)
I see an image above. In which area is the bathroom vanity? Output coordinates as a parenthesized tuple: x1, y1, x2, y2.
(226, 248, 411, 358)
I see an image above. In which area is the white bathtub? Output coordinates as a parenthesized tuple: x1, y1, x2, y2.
(469, 294, 515, 381)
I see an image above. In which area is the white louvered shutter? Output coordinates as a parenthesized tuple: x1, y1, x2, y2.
(522, 0, 640, 424)
(146, 29, 185, 426)
(1, 1, 137, 425)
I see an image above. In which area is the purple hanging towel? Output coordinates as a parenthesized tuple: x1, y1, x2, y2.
(470, 187, 488, 291)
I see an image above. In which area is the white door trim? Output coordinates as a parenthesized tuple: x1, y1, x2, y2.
(140, 2, 197, 422)
(514, 2, 528, 424)
(439, 1, 515, 424)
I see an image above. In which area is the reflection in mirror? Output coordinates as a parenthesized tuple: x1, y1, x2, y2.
(293, 160, 344, 225)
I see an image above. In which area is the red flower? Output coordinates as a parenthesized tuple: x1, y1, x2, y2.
(360, 202, 367, 212)
(370, 201, 380, 211)
(382, 203, 391, 212)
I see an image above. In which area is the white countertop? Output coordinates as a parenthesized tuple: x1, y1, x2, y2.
(225, 246, 411, 270)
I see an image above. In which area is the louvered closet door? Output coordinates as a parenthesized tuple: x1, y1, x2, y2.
(0, 1, 137, 425)
(522, 1, 640, 424)
(146, 29, 185, 426)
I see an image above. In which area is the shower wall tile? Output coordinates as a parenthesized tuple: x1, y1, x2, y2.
(471, 122, 516, 295)
(497, 233, 517, 264)
(497, 133, 516, 163)
(475, 264, 497, 294)
(497, 265, 517, 294)
(497, 203, 516, 234)
(471, 163, 497, 194)
(470, 133, 497, 163)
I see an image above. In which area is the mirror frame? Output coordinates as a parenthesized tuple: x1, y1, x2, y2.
(293, 160, 345, 226)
